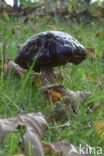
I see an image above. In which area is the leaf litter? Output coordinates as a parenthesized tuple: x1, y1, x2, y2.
(0, 59, 94, 155)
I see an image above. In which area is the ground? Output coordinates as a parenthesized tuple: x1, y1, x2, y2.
(0, 14, 104, 155)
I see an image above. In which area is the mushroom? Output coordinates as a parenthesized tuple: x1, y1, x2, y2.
(14, 31, 86, 84)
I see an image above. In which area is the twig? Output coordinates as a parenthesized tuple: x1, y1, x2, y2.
(49, 121, 70, 129)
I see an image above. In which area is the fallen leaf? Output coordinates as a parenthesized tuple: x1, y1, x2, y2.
(0, 112, 49, 156)
(88, 102, 101, 113)
(13, 154, 25, 156)
(3, 61, 26, 79)
(0, 111, 90, 155)
(43, 84, 91, 117)
(85, 76, 93, 81)
(86, 47, 95, 58)
(96, 32, 104, 38)
(43, 140, 88, 156)
(94, 122, 104, 141)
(47, 88, 62, 102)
(3, 61, 63, 84)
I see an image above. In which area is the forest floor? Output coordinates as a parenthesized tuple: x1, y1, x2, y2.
(0, 13, 104, 155)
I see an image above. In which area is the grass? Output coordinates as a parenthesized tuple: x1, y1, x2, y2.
(0, 15, 104, 155)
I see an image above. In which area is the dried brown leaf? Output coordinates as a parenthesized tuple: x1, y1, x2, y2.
(94, 122, 104, 141)
(3, 61, 26, 79)
(43, 140, 88, 156)
(0, 112, 49, 156)
(96, 32, 104, 38)
(86, 47, 95, 58)
(44, 84, 91, 122)
(13, 154, 25, 156)
(3, 61, 42, 82)
(23, 127, 44, 156)
(0, 117, 18, 144)
(43, 84, 90, 116)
